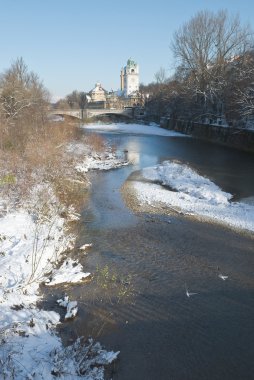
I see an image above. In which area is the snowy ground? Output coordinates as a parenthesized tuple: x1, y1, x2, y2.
(76, 150, 129, 173)
(132, 160, 254, 233)
(0, 142, 122, 378)
(82, 122, 187, 137)
(66, 139, 129, 173)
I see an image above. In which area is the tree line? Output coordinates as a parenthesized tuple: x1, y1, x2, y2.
(142, 10, 254, 128)
(1, 10, 253, 130)
(54, 90, 88, 110)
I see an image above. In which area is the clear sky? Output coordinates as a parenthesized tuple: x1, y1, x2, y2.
(0, 0, 253, 100)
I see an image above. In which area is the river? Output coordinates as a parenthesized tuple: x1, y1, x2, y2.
(53, 125, 254, 380)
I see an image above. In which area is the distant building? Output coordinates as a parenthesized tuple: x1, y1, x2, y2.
(120, 59, 139, 97)
(85, 60, 142, 110)
(89, 82, 107, 102)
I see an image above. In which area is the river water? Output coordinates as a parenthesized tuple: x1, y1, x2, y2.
(56, 127, 254, 379)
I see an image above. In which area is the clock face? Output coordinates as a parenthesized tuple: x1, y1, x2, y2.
(131, 77, 136, 83)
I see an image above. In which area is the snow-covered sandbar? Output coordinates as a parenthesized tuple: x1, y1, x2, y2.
(131, 160, 254, 233)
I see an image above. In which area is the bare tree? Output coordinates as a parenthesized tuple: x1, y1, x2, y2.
(154, 67, 167, 84)
(54, 98, 71, 110)
(66, 90, 80, 109)
(237, 86, 254, 117)
(0, 57, 49, 124)
(234, 52, 254, 119)
(78, 91, 87, 110)
(171, 10, 254, 121)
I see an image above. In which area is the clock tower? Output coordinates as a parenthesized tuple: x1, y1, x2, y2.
(120, 58, 139, 97)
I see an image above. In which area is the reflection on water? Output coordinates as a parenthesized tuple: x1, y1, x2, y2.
(59, 129, 254, 380)
(124, 140, 141, 164)
(99, 131, 254, 201)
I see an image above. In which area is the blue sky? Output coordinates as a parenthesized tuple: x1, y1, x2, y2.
(0, 0, 253, 100)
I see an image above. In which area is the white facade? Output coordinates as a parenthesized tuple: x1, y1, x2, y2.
(121, 59, 139, 97)
(90, 82, 107, 102)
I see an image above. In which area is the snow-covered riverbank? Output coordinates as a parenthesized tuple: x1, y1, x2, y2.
(0, 141, 125, 379)
(131, 160, 254, 233)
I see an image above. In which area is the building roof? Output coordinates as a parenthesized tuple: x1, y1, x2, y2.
(90, 82, 107, 94)
(127, 58, 137, 67)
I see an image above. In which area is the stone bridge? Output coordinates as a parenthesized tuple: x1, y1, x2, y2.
(50, 108, 134, 120)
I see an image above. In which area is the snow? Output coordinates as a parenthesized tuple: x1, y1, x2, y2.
(57, 296, 78, 320)
(0, 182, 119, 377)
(0, 196, 72, 378)
(0, 208, 69, 304)
(79, 243, 93, 251)
(45, 259, 91, 286)
(142, 161, 232, 206)
(0, 137, 126, 378)
(50, 337, 120, 379)
(1, 309, 63, 379)
(82, 122, 187, 137)
(65, 301, 78, 319)
(76, 151, 129, 173)
(57, 295, 70, 308)
(66, 139, 130, 173)
(133, 160, 254, 232)
(1, 330, 119, 379)
(0, 202, 119, 378)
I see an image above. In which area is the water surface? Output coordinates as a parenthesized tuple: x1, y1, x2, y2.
(57, 128, 254, 380)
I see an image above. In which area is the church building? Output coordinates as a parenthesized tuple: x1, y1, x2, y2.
(120, 59, 139, 97)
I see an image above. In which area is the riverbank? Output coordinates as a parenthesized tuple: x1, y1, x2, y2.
(160, 117, 254, 153)
(0, 122, 128, 378)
